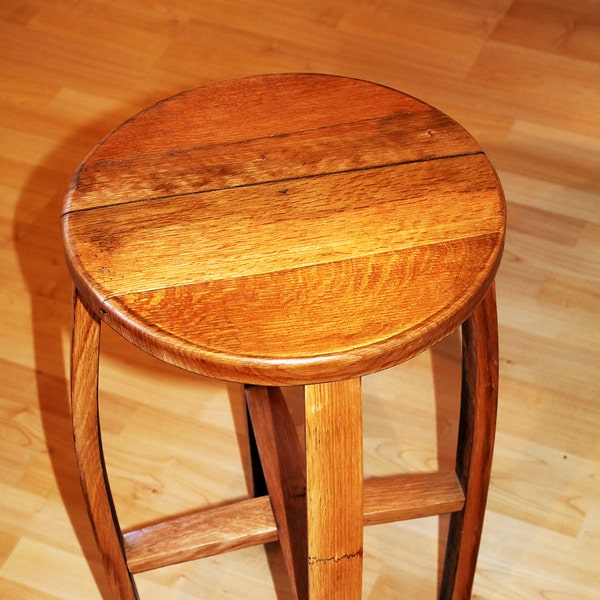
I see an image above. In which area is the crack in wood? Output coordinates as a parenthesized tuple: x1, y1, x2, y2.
(308, 549, 363, 565)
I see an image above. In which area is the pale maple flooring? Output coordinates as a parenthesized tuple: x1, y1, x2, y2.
(1, 1, 599, 598)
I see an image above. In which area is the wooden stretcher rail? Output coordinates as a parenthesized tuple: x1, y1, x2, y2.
(124, 471, 465, 573)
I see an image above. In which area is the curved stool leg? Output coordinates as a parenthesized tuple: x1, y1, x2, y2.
(441, 284, 499, 599)
(71, 290, 139, 600)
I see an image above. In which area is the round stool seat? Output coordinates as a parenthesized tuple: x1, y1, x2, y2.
(62, 73, 504, 386)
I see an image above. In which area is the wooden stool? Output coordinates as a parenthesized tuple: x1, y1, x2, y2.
(61, 74, 505, 599)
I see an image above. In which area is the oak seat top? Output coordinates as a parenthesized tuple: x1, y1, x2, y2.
(62, 73, 505, 385)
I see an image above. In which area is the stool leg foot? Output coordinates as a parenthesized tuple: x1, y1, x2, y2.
(305, 379, 363, 600)
(441, 285, 499, 599)
(71, 290, 138, 600)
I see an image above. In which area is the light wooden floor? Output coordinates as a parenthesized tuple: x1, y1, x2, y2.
(1, 1, 598, 598)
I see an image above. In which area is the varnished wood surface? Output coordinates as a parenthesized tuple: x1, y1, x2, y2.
(1, 1, 599, 598)
(441, 286, 499, 599)
(61, 74, 504, 385)
(122, 470, 466, 576)
(62, 72, 502, 598)
(305, 379, 364, 599)
(70, 291, 138, 600)
(246, 385, 308, 597)
(124, 471, 464, 573)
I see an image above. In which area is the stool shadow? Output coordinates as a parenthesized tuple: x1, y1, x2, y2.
(13, 103, 158, 600)
(14, 158, 110, 596)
